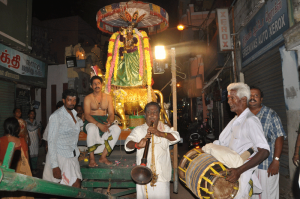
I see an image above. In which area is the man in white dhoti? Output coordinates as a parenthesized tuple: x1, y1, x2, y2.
(125, 102, 180, 199)
(83, 76, 121, 167)
(47, 89, 83, 187)
(42, 101, 63, 182)
(213, 82, 270, 199)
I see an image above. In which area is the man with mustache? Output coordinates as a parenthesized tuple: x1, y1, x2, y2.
(213, 82, 269, 199)
(83, 76, 121, 167)
(249, 86, 286, 199)
(47, 89, 82, 187)
(125, 102, 180, 199)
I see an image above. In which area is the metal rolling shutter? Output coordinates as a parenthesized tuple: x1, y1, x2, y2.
(242, 45, 289, 176)
(0, 80, 15, 137)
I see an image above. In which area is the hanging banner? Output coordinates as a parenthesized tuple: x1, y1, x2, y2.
(217, 8, 232, 51)
(240, 0, 289, 67)
(0, 43, 47, 87)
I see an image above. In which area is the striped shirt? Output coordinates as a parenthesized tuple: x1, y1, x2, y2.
(48, 106, 83, 169)
(256, 104, 286, 170)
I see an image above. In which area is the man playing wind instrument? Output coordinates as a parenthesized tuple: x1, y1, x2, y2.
(125, 102, 180, 199)
(83, 76, 121, 167)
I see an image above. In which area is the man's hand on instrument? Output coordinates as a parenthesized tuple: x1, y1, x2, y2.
(147, 126, 162, 137)
(293, 154, 299, 166)
(267, 160, 280, 177)
(53, 167, 62, 179)
(138, 133, 151, 148)
(226, 168, 242, 183)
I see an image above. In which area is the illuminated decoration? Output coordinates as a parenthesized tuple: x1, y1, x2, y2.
(96, 1, 169, 35)
(177, 24, 185, 31)
(155, 46, 166, 60)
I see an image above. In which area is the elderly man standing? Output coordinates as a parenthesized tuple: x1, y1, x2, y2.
(213, 82, 269, 199)
(47, 89, 82, 188)
(125, 102, 180, 199)
(249, 86, 286, 199)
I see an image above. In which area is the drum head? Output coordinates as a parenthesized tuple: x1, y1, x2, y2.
(208, 171, 239, 199)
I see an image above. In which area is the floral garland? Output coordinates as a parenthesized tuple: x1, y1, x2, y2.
(112, 36, 120, 81)
(105, 32, 119, 84)
(105, 32, 120, 92)
(136, 34, 144, 80)
(140, 31, 152, 86)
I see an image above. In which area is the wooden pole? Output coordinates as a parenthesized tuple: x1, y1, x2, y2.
(171, 48, 178, 193)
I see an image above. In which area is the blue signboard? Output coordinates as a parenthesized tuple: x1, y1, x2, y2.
(240, 0, 289, 67)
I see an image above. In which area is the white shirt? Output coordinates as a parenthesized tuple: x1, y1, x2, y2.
(213, 108, 270, 198)
(125, 123, 180, 182)
(214, 108, 270, 154)
(48, 106, 83, 168)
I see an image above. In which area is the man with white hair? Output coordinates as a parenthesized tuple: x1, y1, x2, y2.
(213, 82, 270, 199)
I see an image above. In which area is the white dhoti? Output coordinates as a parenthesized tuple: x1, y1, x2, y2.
(136, 182, 170, 199)
(42, 153, 61, 183)
(43, 153, 82, 186)
(252, 169, 279, 199)
(57, 154, 82, 186)
(86, 123, 121, 155)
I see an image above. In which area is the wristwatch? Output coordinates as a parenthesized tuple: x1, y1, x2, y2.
(274, 157, 280, 161)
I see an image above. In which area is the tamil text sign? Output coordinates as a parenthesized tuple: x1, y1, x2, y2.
(240, 0, 289, 67)
(217, 8, 232, 51)
(0, 43, 47, 87)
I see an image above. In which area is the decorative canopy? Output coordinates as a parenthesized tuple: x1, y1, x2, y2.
(96, 1, 169, 35)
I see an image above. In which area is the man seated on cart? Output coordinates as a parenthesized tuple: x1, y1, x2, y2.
(125, 102, 180, 199)
(83, 76, 121, 167)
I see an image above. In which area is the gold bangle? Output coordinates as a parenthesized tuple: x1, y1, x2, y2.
(164, 133, 167, 138)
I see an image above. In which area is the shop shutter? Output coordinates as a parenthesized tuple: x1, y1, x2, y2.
(0, 80, 15, 137)
(242, 45, 289, 176)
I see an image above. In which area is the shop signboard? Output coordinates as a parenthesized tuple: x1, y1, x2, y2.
(0, 43, 47, 87)
(240, 0, 289, 67)
(217, 8, 232, 51)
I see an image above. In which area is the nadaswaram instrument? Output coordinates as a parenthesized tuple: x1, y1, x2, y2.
(130, 121, 154, 185)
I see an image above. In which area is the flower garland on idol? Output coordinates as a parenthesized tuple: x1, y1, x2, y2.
(105, 29, 152, 94)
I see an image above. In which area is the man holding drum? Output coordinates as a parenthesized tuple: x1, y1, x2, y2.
(213, 82, 270, 199)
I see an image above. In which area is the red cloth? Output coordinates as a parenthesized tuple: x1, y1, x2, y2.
(0, 136, 28, 162)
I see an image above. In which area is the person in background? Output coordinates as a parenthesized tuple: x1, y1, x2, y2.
(293, 126, 300, 187)
(0, 117, 29, 166)
(75, 105, 85, 121)
(13, 108, 30, 146)
(25, 109, 41, 174)
(75, 105, 85, 131)
(249, 86, 286, 199)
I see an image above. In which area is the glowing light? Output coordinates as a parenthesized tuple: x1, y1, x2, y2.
(177, 24, 185, 31)
(155, 46, 166, 60)
(177, 83, 180, 87)
(195, 146, 200, 149)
